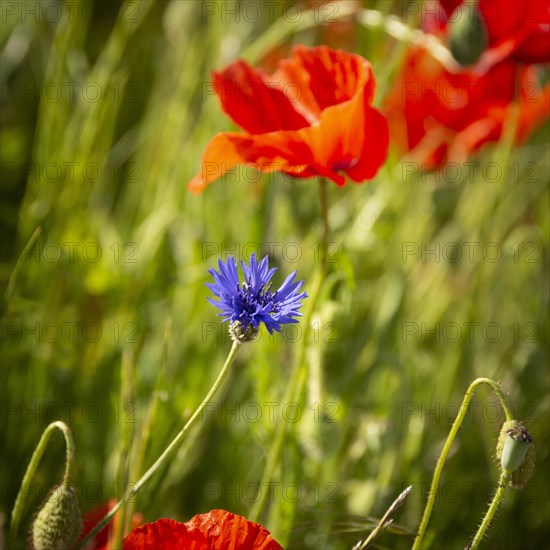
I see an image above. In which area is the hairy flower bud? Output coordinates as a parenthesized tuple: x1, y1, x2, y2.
(496, 420, 535, 489)
(448, 5, 489, 66)
(32, 483, 83, 550)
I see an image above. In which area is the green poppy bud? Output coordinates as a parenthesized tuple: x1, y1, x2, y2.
(448, 4, 489, 66)
(496, 420, 535, 489)
(32, 483, 83, 550)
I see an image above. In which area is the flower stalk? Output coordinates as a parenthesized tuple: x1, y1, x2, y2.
(10, 420, 76, 540)
(250, 268, 324, 522)
(319, 177, 329, 266)
(77, 340, 242, 549)
(468, 471, 508, 550)
(412, 378, 514, 550)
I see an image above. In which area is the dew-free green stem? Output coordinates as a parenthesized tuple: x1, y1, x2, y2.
(249, 269, 324, 522)
(412, 378, 513, 550)
(10, 420, 75, 539)
(359, 485, 413, 549)
(469, 471, 508, 549)
(3, 226, 42, 311)
(250, 179, 329, 523)
(77, 340, 242, 549)
(319, 177, 329, 265)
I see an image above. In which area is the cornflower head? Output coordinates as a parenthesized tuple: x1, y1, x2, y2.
(206, 253, 307, 342)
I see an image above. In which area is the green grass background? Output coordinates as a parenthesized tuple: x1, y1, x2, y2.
(1, 1, 548, 548)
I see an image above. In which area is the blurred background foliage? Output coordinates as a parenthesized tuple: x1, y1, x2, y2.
(1, 1, 548, 548)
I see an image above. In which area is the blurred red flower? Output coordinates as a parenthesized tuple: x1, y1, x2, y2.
(122, 509, 283, 549)
(436, 0, 550, 69)
(384, 47, 550, 167)
(188, 45, 388, 193)
(80, 499, 143, 550)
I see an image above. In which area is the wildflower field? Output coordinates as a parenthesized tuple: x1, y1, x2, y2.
(1, 1, 549, 548)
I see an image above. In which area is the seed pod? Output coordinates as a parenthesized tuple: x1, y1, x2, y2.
(32, 483, 83, 550)
(496, 420, 535, 489)
(448, 5, 489, 66)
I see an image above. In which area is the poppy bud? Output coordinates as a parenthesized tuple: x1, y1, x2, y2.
(496, 420, 535, 489)
(448, 4, 489, 66)
(228, 321, 260, 343)
(32, 483, 83, 550)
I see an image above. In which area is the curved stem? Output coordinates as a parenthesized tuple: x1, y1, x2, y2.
(10, 420, 75, 538)
(469, 472, 508, 550)
(412, 378, 513, 550)
(77, 340, 242, 549)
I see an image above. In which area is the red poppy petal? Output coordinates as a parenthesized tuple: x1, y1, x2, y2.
(293, 44, 376, 110)
(123, 511, 283, 550)
(345, 106, 389, 182)
(124, 518, 199, 549)
(185, 510, 283, 550)
(187, 131, 319, 194)
(288, 56, 385, 184)
(213, 60, 310, 133)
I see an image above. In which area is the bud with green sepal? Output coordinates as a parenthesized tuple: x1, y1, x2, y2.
(448, 2, 489, 66)
(32, 483, 83, 550)
(496, 420, 535, 489)
(9, 422, 82, 547)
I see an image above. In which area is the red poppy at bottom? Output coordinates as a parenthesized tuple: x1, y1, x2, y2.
(123, 509, 283, 549)
(188, 45, 388, 193)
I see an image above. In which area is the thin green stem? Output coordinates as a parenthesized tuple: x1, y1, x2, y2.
(250, 179, 330, 523)
(77, 340, 242, 549)
(412, 378, 513, 550)
(249, 269, 324, 522)
(319, 177, 329, 266)
(359, 485, 413, 549)
(469, 472, 508, 550)
(10, 420, 75, 539)
(3, 226, 42, 311)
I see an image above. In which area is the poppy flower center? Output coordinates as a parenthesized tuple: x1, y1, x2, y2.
(333, 157, 359, 171)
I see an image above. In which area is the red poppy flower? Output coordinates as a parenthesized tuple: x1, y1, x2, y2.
(122, 509, 283, 549)
(436, 0, 550, 68)
(384, 47, 550, 167)
(188, 45, 388, 193)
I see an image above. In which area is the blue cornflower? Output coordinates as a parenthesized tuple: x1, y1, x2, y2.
(207, 253, 307, 341)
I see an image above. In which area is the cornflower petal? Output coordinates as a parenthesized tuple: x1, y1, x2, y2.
(206, 254, 307, 338)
